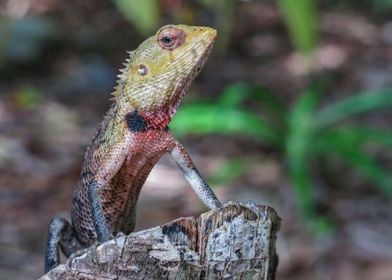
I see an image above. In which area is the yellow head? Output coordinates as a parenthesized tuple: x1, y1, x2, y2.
(115, 25, 217, 115)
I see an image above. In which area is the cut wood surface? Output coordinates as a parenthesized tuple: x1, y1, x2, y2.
(39, 201, 280, 280)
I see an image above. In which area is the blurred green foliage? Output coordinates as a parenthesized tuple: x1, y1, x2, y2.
(172, 84, 280, 145)
(112, 0, 317, 56)
(171, 83, 392, 231)
(13, 86, 42, 108)
(209, 159, 245, 186)
(277, 0, 317, 56)
(372, 0, 392, 10)
(114, 0, 159, 35)
(113, 0, 235, 54)
(285, 83, 319, 224)
(198, 0, 236, 54)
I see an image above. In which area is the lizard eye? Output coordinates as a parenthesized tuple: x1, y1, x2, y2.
(159, 33, 177, 49)
(161, 36, 173, 45)
(158, 27, 185, 50)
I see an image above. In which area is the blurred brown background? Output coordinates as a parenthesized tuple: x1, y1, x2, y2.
(0, 0, 392, 279)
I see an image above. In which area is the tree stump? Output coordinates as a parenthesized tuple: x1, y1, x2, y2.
(39, 201, 280, 280)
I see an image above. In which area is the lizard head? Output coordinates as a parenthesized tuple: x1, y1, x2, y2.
(115, 24, 216, 127)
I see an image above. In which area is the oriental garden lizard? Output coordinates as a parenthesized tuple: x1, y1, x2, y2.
(44, 25, 221, 272)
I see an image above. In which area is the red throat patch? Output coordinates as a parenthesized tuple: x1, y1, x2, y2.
(140, 105, 177, 130)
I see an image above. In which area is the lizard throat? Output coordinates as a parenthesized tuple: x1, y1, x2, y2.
(139, 105, 176, 130)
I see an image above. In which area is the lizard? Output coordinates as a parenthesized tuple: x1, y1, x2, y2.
(44, 24, 221, 272)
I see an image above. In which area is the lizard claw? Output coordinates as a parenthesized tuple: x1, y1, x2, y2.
(112, 232, 126, 248)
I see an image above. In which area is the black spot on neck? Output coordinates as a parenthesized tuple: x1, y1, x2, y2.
(125, 111, 147, 132)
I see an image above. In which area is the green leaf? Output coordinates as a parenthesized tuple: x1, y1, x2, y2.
(318, 127, 392, 150)
(171, 103, 281, 146)
(314, 89, 392, 129)
(218, 83, 287, 135)
(218, 83, 250, 108)
(219, 83, 286, 117)
(343, 150, 392, 195)
(286, 85, 320, 170)
(114, 0, 159, 35)
(286, 85, 320, 220)
(315, 133, 392, 195)
(276, 0, 317, 55)
(248, 86, 286, 119)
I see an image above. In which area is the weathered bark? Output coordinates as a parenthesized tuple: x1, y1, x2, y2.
(39, 201, 280, 280)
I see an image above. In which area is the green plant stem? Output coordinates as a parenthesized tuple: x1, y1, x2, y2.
(276, 0, 317, 56)
(286, 85, 319, 220)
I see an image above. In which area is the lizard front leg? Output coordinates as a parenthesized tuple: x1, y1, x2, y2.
(169, 140, 221, 209)
(88, 180, 111, 243)
(86, 141, 130, 243)
(45, 217, 82, 272)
